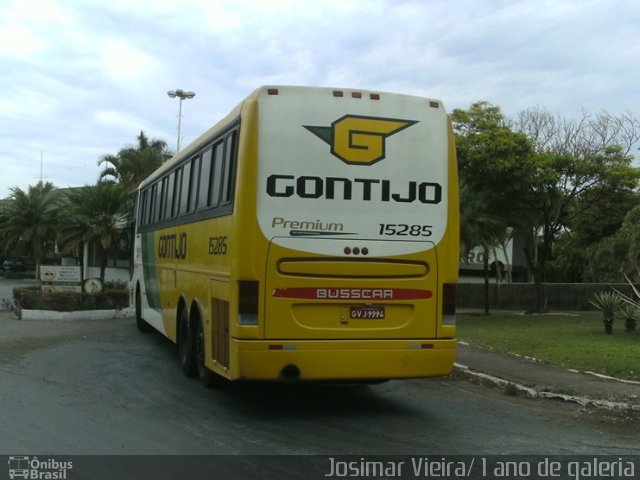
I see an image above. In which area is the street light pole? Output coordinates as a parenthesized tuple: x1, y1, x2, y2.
(167, 89, 196, 152)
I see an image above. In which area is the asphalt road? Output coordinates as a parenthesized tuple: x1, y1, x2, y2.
(1, 313, 639, 459)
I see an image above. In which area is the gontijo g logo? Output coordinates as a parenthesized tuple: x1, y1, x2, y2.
(304, 115, 418, 165)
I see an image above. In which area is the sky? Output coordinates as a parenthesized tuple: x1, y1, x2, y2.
(1, 0, 639, 198)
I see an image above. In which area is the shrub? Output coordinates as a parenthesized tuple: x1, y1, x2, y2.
(13, 287, 43, 310)
(615, 269, 640, 333)
(103, 279, 128, 290)
(588, 290, 624, 334)
(618, 304, 639, 333)
(13, 286, 129, 313)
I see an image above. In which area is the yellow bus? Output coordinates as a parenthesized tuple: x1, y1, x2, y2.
(131, 85, 459, 386)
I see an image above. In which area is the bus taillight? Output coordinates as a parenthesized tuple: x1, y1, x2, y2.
(442, 283, 456, 325)
(239, 281, 259, 325)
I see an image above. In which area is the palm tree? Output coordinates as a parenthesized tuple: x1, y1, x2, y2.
(58, 182, 130, 283)
(98, 131, 171, 190)
(0, 182, 61, 279)
(56, 192, 92, 275)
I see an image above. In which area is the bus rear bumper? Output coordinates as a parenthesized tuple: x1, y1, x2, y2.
(231, 338, 456, 382)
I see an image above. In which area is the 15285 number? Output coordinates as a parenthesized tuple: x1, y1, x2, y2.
(379, 224, 432, 237)
(208, 236, 227, 255)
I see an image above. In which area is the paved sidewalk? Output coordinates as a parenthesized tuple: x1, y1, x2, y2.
(455, 342, 640, 411)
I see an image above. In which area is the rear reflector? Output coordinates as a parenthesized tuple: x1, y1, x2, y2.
(443, 315, 456, 325)
(238, 314, 258, 325)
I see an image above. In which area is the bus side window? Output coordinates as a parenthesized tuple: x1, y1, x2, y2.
(149, 184, 157, 225)
(221, 130, 237, 205)
(209, 140, 224, 208)
(165, 172, 175, 220)
(138, 190, 147, 226)
(188, 155, 200, 212)
(198, 147, 213, 208)
(156, 182, 162, 224)
(178, 162, 191, 216)
(172, 168, 182, 217)
(157, 178, 166, 223)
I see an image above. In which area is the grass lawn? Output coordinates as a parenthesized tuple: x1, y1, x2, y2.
(458, 312, 640, 382)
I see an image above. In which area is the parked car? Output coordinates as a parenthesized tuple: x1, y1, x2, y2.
(2, 260, 25, 272)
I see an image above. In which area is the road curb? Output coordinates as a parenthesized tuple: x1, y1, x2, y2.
(453, 363, 640, 413)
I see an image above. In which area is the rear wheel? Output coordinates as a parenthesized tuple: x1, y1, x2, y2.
(195, 318, 227, 388)
(135, 288, 153, 333)
(178, 308, 197, 377)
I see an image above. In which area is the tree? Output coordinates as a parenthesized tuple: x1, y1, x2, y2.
(514, 110, 640, 310)
(0, 182, 61, 278)
(546, 170, 639, 283)
(56, 192, 93, 276)
(515, 107, 640, 158)
(454, 103, 640, 312)
(58, 182, 130, 283)
(582, 204, 640, 283)
(452, 102, 535, 226)
(453, 102, 535, 311)
(98, 131, 171, 190)
(459, 181, 506, 314)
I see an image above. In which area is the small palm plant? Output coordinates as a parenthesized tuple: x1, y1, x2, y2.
(614, 269, 640, 333)
(618, 304, 639, 333)
(589, 291, 624, 334)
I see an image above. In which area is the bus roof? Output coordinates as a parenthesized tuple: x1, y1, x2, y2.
(138, 85, 444, 191)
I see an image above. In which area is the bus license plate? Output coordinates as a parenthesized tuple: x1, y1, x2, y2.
(350, 306, 385, 319)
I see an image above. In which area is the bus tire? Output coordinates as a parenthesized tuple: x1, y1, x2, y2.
(136, 288, 154, 333)
(178, 307, 197, 378)
(195, 317, 227, 389)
